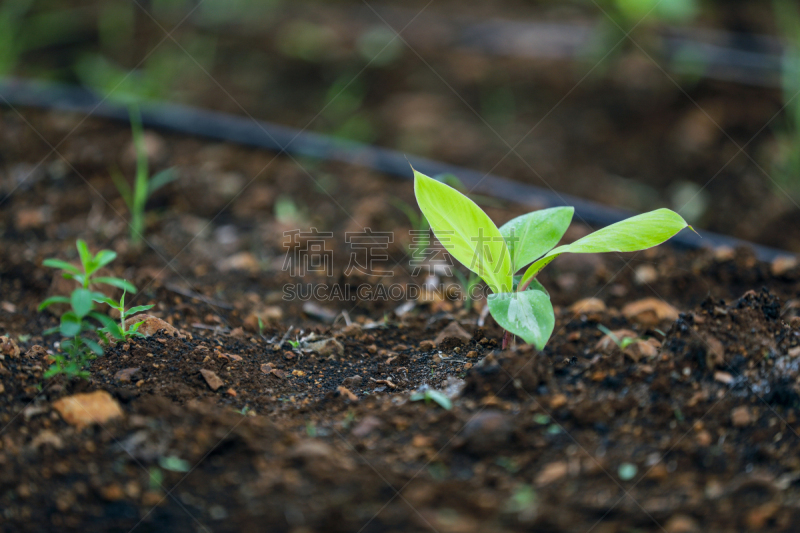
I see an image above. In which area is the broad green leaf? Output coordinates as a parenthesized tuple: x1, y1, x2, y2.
(414, 170, 512, 293)
(94, 277, 137, 293)
(520, 209, 689, 288)
(500, 207, 574, 272)
(43, 259, 81, 275)
(76, 239, 92, 273)
(60, 312, 82, 337)
(488, 290, 555, 350)
(38, 296, 70, 311)
(93, 250, 117, 270)
(70, 288, 94, 318)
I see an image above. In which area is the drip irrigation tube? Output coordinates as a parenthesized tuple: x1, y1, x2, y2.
(0, 77, 790, 262)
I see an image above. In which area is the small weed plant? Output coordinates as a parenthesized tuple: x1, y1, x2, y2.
(111, 105, 177, 248)
(413, 170, 690, 349)
(39, 240, 144, 378)
(410, 389, 452, 410)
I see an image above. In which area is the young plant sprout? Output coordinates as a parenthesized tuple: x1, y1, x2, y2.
(413, 169, 690, 350)
(111, 105, 177, 248)
(410, 389, 452, 410)
(39, 239, 142, 378)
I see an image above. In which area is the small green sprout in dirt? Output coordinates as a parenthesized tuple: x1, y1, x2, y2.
(597, 324, 639, 350)
(39, 239, 138, 379)
(410, 389, 452, 410)
(111, 105, 177, 249)
(92, 289, 153, 343)
(414, 169, 691, 350)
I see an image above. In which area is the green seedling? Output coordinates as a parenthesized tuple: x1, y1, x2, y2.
(39, 239, 138, 379)
(92, 289, 153, 343)
(111, 106, 177, 248)
(410, 389, 452, 410)
(597, 324, 638, 350)
(414, 169, 690, 350)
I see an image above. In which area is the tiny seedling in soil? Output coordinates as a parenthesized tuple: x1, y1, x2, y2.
(92, 289, 153, 343)
(410, 389, 452, 410)
(111, 105, 177, 248)
(39, 239, 140, 379)
(597, 324, 639, 350)
(414, 169, 690, 350)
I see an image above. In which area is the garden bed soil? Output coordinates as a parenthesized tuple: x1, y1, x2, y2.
(4, 108, 800, 532)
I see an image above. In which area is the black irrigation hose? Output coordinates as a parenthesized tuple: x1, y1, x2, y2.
(0, 77, 790, 262)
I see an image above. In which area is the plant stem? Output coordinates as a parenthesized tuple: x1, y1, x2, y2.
(502, 330, 511, 350)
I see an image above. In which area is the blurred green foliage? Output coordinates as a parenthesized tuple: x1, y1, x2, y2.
(772, 0, 800, 198)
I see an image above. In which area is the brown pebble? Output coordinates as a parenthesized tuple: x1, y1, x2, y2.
(466, 350, 478, 358)
(549, 394, 568, 409)
(434, 322, 472, 345)
(664, 514, 700, 533)
(622, 298, 679, 327)
(342, 375, 363, 388)
(569, 298, 606, 315)
(52, 391, 123, 429)
(731, 405, 753, 427)
(462, 411, 513, 455)
(114, 367, 141, 383)
(200, 369, 224, 391)
(771, 256, 798, 277)
(419, 340, 436, 351)
(696, 430, 713, 447)
(337, 386, 358, 402)
(226, 388, 237, 397)
(535, 461, 569, 487)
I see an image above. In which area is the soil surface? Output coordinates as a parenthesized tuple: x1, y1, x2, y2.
(5, 108, 800, 533)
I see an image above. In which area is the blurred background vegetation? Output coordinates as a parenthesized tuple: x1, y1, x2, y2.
(3, 0, 800, 247)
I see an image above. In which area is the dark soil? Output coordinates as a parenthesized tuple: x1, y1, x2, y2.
(4, 108, 800, 533)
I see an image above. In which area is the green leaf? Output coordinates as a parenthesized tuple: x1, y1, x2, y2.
(91, 292, 118, 307)
(520, 209, 689, 288)
(70, 288, 94, 318)
(38, 296, 70, 311)
(500, 207, 573, 272)
(410, 390, 453, 410)
(76, 239, 92, 273)
(93, 250, 118, 270)
(83, 338, 104, 356)
(43, 326, 59, 336)
(148, 168, 178, 196)
(127, 304, 154, 316)
(94, 277, 137, 293)
(414, 169, 512, 293)
(60, 312, 82, 337)
(89, 311, 120, 334)
(487, 290, 555, 350)
(42, 259, 81, 275)
(110, 167, 133, 209)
